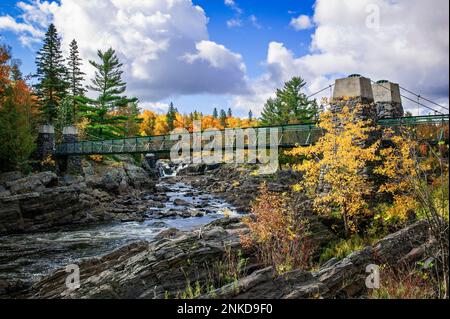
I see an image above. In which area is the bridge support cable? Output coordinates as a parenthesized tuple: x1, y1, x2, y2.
(370, 79, 446, 116)
(400, 86, 449, 111)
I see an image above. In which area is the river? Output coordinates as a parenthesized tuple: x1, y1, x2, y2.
(0, 178, 241, 283)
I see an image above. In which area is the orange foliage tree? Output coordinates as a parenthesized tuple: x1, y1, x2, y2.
(0, 46, 36, 171)
(242, 183, 314, 274)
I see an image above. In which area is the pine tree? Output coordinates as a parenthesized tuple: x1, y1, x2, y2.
(248, 110, 253, 121)
(87, 48, 133, 110)
(212, 107, 218, 119)
(227, 107, 233, 118)
(261, 98, 282, 125)
(166, 102, 178, 131)
(78, 48, 137, 139)
(261, 77, 317, 125)
(220, 109, 227, 128)
(35, 24, 68, 124)
(67, 39, 86, 123)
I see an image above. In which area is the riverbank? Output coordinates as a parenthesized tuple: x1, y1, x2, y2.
(0, 159, 247, 297)
(0, 155, 159, 234)
(0, 162, 440, 299)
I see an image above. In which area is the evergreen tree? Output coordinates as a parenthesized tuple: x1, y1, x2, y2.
(78, 48, 137, 138)
(261, 97, 282, 125)
(227, 107, 233, 118)
(35, 24, 68, 124)
(248, 110, 253, 121)
(219, 109, 227, 127)
(212, 107, 218, 119)
(67, 39, 86, 122)
(166, 102, 177, 131)
(261, 77, 317, 125)
(87, 48, 133, 110)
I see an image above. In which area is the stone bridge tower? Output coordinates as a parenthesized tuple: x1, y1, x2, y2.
(372, 80, 404, 119)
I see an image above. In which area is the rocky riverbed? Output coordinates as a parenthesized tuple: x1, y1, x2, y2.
(0, 161, 437, 299)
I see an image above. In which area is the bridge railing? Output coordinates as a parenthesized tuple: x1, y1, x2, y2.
(55, 115, 449, 156)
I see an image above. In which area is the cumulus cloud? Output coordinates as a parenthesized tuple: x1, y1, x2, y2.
(1, 0, 249, 103)
(234, 0, 449, 115)
(290, 15, 313, 30)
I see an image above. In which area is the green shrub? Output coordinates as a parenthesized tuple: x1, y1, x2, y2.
(319, 235, 369, 264)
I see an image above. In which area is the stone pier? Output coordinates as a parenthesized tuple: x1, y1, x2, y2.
(60, 126, 83, 175)
(36, 125, 56, 171)
(372, 80, 404, 119)
(330, 74, 378, 122)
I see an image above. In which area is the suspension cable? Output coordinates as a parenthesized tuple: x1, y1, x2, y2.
(400, 86, 449, 111)
(371, 80, 445, 115)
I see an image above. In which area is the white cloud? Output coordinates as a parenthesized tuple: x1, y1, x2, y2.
(234, 0, 449, 116)
(224, 0, 243, 28)
(0, 15, 44, 45)
(290, 15, 313, 30)
(249, 15, 262, 29)
(1, 0, 249, 104)
(226, 18, 242, 28)
(224, 0, 242, 15)
(140, 102, 170, 113)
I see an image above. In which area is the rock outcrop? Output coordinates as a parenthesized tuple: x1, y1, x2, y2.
(201, 220, 431, 299)
(20, 219, 431, 299)
(24, 218, 253, 299)
(0, 158, 156, 234)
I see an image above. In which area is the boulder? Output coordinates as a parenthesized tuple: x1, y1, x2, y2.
(4, 172, 58, 195)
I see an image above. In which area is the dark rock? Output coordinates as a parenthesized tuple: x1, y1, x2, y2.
(22, 219, 251, 299)
(5, 172, 58, 195)
(173, 198, 191, 206)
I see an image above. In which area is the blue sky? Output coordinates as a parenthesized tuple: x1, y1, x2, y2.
(0, 0, 448, 117)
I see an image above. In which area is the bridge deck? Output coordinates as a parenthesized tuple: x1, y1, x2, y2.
(55, 115, 449, 156)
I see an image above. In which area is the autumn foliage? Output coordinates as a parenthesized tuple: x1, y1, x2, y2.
(241, 183, 314, 274)
(0, 46, 37, 171)
(139, 109, 259, 136)
(287, 105, 380, 236)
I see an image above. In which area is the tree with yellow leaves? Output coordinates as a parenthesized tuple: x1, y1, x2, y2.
(287, 105, 380, 236)
(373, 132, 422, 222)
(139, 110, 157, 136)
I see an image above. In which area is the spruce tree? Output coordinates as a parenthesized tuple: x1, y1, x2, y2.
(219, 109, 227, 127)
(227, 107, 233, 118)
(78, 48, 137, 138)
(67, 39, 86, 122)
(212, 107, 218, 119)
(248, 110, 253, 121)
(166, 102, 177, 131)
(35, 24, 68, 124)
(261, 77, 317, 125)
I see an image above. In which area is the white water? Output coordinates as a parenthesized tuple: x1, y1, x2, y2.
(0, 179, 242, 283)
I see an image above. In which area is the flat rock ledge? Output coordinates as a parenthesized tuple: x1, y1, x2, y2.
(15, 218, 431, 299)
(21, 218, 252, 299)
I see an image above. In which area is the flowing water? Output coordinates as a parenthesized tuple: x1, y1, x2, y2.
(0, 176, 241, 283)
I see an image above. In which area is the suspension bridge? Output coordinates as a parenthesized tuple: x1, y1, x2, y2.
(54, 114, 449, 156)
(53, 75, 449, 157)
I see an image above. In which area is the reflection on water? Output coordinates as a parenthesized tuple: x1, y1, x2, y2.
(0, 181, 241, 283)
